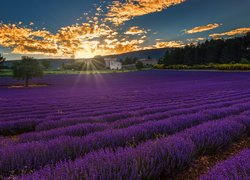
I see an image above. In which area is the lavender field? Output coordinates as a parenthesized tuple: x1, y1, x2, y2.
(1, 70, 250, 179)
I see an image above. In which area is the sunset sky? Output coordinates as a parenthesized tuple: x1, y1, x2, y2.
(1, 0, 250, 60)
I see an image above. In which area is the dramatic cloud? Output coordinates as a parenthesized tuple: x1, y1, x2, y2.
(105, 0, 186, 25)
(124, 26, 147, 35)
(0, 24, 59, 56)
(209, 27, 250, 37)
(153, 41, 185, 48)
(0, 22, 147, 58)
(185, 23, 221, 34)
(0, 0, 188, 58)
(186, 37, 206, 42)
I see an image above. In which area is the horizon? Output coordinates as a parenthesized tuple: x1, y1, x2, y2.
(1, 0, 250, 60)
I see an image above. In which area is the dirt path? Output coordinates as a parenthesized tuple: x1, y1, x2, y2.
(174, 137, 250, 180)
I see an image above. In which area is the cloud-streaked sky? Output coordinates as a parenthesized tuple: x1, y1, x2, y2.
(0, 0, 250, 60)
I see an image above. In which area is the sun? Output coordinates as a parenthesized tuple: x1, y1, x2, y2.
(74, 50, 96, 59)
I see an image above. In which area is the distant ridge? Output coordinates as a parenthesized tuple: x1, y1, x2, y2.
(6, 47, 170, 62)
(104, 48, 170, 60)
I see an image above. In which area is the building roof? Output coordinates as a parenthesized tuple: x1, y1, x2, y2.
(104, 58, 117, 61)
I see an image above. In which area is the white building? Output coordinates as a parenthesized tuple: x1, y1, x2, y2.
(104, 58, 122, 70)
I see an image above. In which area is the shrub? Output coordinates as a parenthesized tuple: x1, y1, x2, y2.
(154, 64, 165, 69)
(135, 61, 144, 70)
(12, 56, 44, 87)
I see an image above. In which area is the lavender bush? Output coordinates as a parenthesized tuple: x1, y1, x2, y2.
(0, 71, 250, 178)
(19, 119, 247, 179)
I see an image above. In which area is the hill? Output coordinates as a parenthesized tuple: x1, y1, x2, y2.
(105, 48, 170, 60)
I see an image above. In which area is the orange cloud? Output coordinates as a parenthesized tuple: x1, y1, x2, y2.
(0, 0, 189, 58)
(209, 27, 250, 37)
(153, 41, 185, 48)
(0, 24, 59, 56)
(185, 23, 221, 34)
(186, 37, 206, 42)
(106, 0, 186, 25)
(124, 26, 147, 35)
(0, 22, 148, 58)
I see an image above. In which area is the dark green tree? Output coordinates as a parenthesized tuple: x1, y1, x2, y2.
(61, 62, 65, 70)
(220, 46, 231, 63)
(122, 57, 138, 65)
(240, 58, 250, 64)
(12, 56, 44, 87)
(41, 60, 51, 69)
(161, 33, 250, 65)
(0, 53, 6, 70)
(135, 61, 144, 70)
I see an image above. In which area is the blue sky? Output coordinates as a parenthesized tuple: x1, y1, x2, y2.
(1, 0, 250, 60)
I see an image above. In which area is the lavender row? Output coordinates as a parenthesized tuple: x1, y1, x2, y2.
(1, 92, 249, 138)
(11, 96, 246, 140)
(0, 119, 39, 136)
(2, 90, 249, 122)
(111, 99, 250, 129)
(0, 95, 199, 122)
(17, 102, 250, 144)
(1, 90, 242, 122)
(0, 104, 248, 175)
(35, 97, 250, 132)
(1, 88, 236, 113)
(1, 90, 249, 124)
(0, 99, 197, 135)
(200, 149, 250, 180)
(15, 108, 250, 146)
(19, 119, 248, 180)
(18, 123, 109, 143)
(10, 109, 211, 143)
(0, 93, 185, 119)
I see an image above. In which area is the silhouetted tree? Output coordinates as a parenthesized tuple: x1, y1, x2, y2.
(0, 53, 6, 70)
(136, 61, 144, 70)
(220, 46, 231, 63)
(122, 57, 138, 65)
(61, 62, 65, 70)
(12, 56, 44, 87)
(41, 60, 51, 69)
(161, 33, 250, 65)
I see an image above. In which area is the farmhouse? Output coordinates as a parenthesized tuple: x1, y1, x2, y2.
(104, 58, 122, 70)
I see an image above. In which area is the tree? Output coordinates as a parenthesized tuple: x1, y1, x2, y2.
(61, 62, 65, 70)
(12, 56, 44, 87)
(41, 60, 51, 69)
(0, 53, 6, 70)
(122, 57, 137, 65)
(136, 61, 144, 70)
(161, 33, 250, 65)
(240, 58, 250, 64)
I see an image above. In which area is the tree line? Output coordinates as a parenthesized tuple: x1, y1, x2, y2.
(160, 33, 250, 65)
